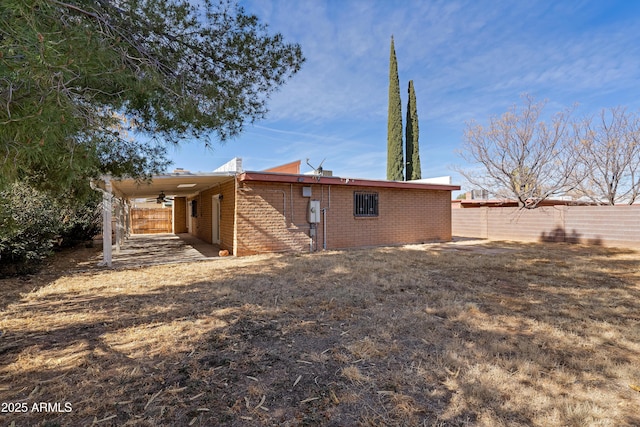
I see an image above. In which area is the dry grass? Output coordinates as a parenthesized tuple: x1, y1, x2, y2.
(1, 240, 639, 426)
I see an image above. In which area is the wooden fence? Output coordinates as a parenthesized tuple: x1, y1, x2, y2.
(131, 208, 172, 234)
(452, 205, 640, 249)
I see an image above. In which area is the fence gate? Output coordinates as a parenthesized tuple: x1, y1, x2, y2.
(131, 208, 173, 234)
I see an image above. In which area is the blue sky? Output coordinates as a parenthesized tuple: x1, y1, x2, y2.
(169, 0, 640, 191)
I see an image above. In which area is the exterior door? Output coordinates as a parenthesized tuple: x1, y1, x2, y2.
(188, 200, 194, 234)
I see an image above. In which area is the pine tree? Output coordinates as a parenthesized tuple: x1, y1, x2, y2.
(0, 0, 304, 191)
(405, 80, 422, 180)
(387, 36, 404, 181)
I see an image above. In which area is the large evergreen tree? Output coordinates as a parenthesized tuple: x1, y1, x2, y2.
(0, 0, 304, 191)
(386, 36, 404, 181)
(405, 80, 421, 180)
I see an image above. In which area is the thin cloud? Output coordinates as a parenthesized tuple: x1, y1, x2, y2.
(174, 0, 640, 183)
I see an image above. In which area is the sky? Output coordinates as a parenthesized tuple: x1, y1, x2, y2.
(169, 0, 640, 192)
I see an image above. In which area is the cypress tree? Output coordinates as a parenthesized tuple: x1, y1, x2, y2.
(387, 36, 404, 181)
(405, 80, 421, 180)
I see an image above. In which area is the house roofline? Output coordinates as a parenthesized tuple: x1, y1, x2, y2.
(94, 172, 237, 199)
(238, 171, 460, 191)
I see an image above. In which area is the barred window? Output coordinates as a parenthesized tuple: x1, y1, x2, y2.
(354, 192, 379, 217)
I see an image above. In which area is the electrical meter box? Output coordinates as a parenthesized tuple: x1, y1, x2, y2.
(308, 200, 321, 223)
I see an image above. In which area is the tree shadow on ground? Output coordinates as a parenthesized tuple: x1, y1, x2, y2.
(540, 226, 603, 245)
(1, 241, 639, 426)
(0, 243, 104, 310)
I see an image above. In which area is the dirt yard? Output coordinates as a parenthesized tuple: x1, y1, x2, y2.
(1, 240, 639, 426)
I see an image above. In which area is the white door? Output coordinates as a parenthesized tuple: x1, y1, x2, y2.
(212, 195, 220, 244)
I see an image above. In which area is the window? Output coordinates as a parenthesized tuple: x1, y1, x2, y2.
(354, 192, 378, 217)
(191, 200, 197, 217)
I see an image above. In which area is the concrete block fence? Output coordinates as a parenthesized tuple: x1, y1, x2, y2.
(452, 205, 640, 249)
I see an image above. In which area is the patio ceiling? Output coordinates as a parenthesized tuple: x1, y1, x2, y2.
(104, 173, 236, 199)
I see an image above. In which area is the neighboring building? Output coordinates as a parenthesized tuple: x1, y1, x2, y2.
(95, 160, 460, 264)
(452, 191, 597, 209)
(452, 199, 599, 208)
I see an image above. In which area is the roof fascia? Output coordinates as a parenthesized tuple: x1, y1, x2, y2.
(238, 171, 460, 191)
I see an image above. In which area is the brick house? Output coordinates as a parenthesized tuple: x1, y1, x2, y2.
(96, 162, 459, 264)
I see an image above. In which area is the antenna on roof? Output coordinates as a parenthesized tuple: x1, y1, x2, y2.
(306, 158, 326, 177)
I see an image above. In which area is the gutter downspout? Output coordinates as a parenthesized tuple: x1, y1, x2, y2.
(233, 175, 238, 256)
(323, 185, 331, 250)
(322, 207, 327, 250)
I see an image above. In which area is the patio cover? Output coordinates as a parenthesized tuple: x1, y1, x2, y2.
(104, 172, 236, 199)
(93, 172, 236, 266)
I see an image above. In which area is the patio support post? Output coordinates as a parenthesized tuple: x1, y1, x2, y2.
(101, 178, 113, 267)
(115, 199, 124, 253)
(125, 199, 131, 238)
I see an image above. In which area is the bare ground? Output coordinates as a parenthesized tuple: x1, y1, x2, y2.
(1, 240, 639, 426)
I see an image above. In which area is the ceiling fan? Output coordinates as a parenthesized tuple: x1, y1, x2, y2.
(147, 191, 174, 204)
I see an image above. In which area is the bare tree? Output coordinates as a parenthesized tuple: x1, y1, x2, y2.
(572, 107, 640, 205)
(456, 95, 579, 208)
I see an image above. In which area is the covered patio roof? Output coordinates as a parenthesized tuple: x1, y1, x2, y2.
(93, 172, 236, 267)
(103, 172, 236, 200)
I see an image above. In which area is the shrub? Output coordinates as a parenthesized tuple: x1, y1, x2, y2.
(57, 195, 102, 248)
(0, 182, 101, 276)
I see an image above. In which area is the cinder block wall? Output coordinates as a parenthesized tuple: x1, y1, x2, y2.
(486, 207, 561, 242)
(234, 181, 453, 256)
(563, 205, 640, 247)
(450, 206, 486, 237)
(452, 205, 640, 248)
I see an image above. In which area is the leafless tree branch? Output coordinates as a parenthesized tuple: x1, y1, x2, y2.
(455, 95, 579, 209)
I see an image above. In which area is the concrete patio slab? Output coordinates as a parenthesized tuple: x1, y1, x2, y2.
(111, 233, 221, 268)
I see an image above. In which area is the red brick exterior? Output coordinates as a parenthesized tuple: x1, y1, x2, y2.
(187, 178, 235, 253)
(233, 180, 453, 256)
(234, 182, 312, 255)
(173, 197, 188, 233)
(325, 185, 452, 249)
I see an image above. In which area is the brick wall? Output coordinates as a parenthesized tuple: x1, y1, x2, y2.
(235, 182, 312, 256)
(234, 181, 453, 256)
(188, 178, 235, 252)
(326, 185, 452, 249)
(452, 205, 640, 248)
(173, 197, 188, 233)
